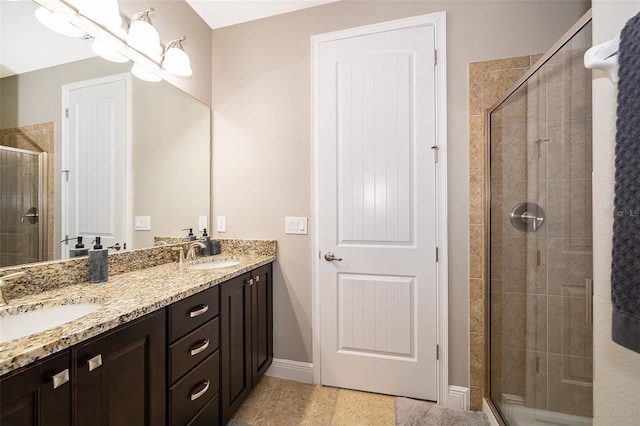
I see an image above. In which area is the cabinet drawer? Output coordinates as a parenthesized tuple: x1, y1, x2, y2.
(169, 317, 219, 384)
(186, 394, 219, 426)
(168, 286, 219, 342)
(169, 351, 220, 426)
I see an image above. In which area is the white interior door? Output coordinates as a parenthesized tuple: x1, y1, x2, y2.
(62, 74, 131, 256)
(316, 19, 439, 400)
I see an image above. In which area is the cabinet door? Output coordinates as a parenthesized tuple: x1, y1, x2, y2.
(251, 264, 273, 384)
(0, 351, 71, 426)
(74, 310, 166, 426)
(220, 273, 252, 424)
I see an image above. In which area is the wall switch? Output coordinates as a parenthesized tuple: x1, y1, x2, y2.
(135, 216, 151, 231)
(198, 216, 208, 232)
(285, 217, 308, 235)
(217, 216, 226, 233)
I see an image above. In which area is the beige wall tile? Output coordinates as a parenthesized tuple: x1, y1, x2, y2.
(501, 348, 525, 396)
(469, 225, 485, 279)
(470, 386, 484, 411)
(469, 64, 484, 116)
(471, 56, 531, 74)
(469, 115, 485, 171)
(470, 279, 484, 333)
(470, 332, 485, 387)
(469, 169, 485, 226)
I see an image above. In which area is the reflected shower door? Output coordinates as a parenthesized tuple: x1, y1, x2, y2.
(489, 19, 593, 426)
(0, 146, 46, 267)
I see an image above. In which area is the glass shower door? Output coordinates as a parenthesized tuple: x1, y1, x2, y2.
(0, 145, 46, 267)
(489, 20, 593, 426)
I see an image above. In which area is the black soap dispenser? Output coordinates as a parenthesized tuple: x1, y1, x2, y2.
(200, 229, 211, 257)
(70, 236, 89, 258)
(182, 228, 196, 241)
(89, 237, 109, 283)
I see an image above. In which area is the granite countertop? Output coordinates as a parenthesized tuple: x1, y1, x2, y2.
(0, 251, 275, 376)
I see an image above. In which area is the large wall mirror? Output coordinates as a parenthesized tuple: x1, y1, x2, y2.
(0, 0, 211, 268)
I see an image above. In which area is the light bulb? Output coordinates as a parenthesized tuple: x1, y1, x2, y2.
(131, 63, 161, 82)
(35, 6, 85, 38)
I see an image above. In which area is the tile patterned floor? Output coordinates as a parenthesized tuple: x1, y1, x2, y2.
(231, 376, 396, 425)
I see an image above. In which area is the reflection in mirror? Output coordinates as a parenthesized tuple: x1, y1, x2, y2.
(0, 0, 210, 268)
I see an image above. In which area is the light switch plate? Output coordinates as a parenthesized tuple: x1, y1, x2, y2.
(135, 216, 151, 231)
(285, 217, 308, 235)
(198, 216, 208, 232)
(217, 216, 226, 233)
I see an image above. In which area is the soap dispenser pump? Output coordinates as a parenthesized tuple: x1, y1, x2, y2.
(182, 228, 196, 241)
(89, 237, 108, 283)
(69, 236, 89, 258)
(200, 228, 211, 256)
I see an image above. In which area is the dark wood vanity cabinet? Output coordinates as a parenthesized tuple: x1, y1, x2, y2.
(251, 264, 273, 385)
(0, 351, 72, 426)
(220, 264, 273, 424)
(0, 262, 273, 426)
(74, 310, 166, 426)
(167, 286, 220, 426)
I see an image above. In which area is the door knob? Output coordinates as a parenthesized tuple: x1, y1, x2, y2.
(324, 252, 342, 262)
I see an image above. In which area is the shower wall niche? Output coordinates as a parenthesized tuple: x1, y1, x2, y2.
(487, 17, 593, 426)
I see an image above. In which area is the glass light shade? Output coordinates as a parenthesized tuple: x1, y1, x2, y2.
(78, 0, 122, 28)
(35, 6, 85, 38)
(131, 63, 161, 82)
(92, 39, 129, 64)
(163, 45, 192, 77)
(126, 18, 162, 56)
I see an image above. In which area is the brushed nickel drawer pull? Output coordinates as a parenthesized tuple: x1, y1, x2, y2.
(255, 276, 260, 283)
(88, 354, 102, 371)
(189, 339, 210, 356)
(190, 380, 210, 401)
(246, 278, 254, 286)
(189, 304, 208, 318)
(52, 369, 69, 389)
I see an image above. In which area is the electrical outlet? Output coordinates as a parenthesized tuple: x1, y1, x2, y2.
(217, 216, 226, 233)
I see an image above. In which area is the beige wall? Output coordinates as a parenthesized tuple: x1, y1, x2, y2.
(592, 1, 640, 424)
(211, 0, 589, 387)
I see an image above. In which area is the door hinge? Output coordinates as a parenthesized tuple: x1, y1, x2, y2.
(435, 246, 439, 262)
(65, 108, 69, 118)
(436, 344, 440, 360)
(434, 50, 438, 66)
(431, 145, 439, 163)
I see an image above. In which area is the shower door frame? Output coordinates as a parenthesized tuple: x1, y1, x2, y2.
(484, 9, 593, 424)
(0, 145, 48, 264)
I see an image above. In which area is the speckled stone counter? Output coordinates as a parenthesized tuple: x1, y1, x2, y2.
(0, 240, 276, 376)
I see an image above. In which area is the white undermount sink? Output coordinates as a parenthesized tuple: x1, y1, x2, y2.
(187, 259, 242, 270)
(0, 303, 102, 343)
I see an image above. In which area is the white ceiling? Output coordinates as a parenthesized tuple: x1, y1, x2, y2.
(185, 0, 339, 29)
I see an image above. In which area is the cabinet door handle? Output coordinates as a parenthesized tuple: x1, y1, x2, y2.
(52, 369, 70, 389)
(88, 354, 103, 371)
(189, 304, 208, 318)
(189, 380, 210, 401)
(246, 278, 254, 286)
(189, 339, 210, 356)
(254, 275, 260, 283)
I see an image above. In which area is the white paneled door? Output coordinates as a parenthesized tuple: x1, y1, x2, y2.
(62, 74, 131, 257)
(316, 18, 440, 400)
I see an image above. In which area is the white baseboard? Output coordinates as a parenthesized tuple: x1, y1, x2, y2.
(447, 385, 469, 409)
(265, 358, 313, 384)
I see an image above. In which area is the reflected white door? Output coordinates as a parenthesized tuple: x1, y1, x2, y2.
(62, 74, 131, 256)
(316, 20, 438, 400)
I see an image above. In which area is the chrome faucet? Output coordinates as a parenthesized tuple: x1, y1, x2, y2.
(0, 271, 26, 306)
(185, 241, 207, 261)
